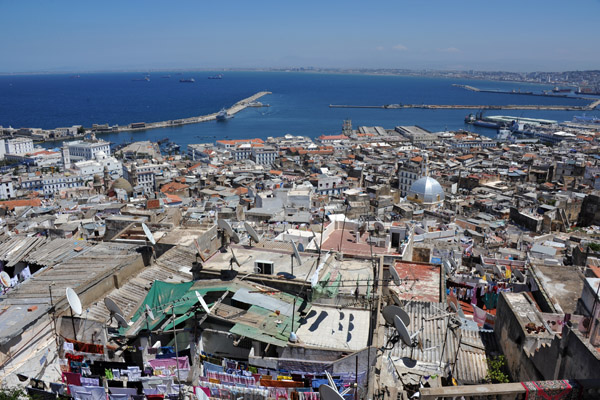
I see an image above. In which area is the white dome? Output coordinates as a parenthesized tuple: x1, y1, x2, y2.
(407, 176, 445, 205)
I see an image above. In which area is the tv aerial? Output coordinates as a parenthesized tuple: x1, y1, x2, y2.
(66, 287, 83, 340)
(244, 221, 262, 247)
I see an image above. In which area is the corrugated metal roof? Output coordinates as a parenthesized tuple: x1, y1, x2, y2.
(383, 301, 491, 385)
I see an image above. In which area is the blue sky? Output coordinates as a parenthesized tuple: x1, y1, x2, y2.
(1, 0, 599, 73)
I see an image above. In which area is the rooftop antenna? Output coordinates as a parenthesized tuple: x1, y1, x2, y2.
(244, 221, 262, 247)
(290, 240, 302, 276)
(66, 287, 83, 340)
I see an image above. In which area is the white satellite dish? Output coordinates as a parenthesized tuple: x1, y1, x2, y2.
(394, 314, 418, 347)
(217, 219, 233, 235)
(291, 240, 302, 265)
(145, 304, 155, 321)
(311, 230, 321, 252)
(195, 291, 211, 314)
(0, 271, 10, 288)
(114, 313, 130, 328)
(319, 384, 344, 400)
(244, 222, 261, 245)
(382, 305, 410, 327)
(66, 287, 83, 316)
(141, 223, 156, 245)
(104, 297, 124, 317)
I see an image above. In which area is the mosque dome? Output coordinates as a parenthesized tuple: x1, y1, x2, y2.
(110, 178, 133, 195)
(407, 176, 445, 206)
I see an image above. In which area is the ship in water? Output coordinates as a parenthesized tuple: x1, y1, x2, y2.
(247, 101, 270, 107)
(179, 78, 195, 83)
(132, 76, 150, 82)
(573, 114, 600, 124)
(216, 108, 231, 121)
(464, 112, 502, 129)
(208, 74, 223, 79)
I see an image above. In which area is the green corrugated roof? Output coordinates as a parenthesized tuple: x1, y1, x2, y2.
(125, 280, 309, 347)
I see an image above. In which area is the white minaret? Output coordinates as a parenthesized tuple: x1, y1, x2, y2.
(61, 145, 71, 169)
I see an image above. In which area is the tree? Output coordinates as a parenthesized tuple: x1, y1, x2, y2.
(77, 126, 86, 134)
(0, 387, 28, 400)
(486, 356, 510, 384)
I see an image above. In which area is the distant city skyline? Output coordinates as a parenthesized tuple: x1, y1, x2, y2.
(1, 0, 599, 73)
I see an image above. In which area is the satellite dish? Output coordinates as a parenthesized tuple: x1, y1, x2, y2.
(244, 222, 261, 245)
(290, 240, 302, 265)
(319, 384, 344, 400)
(493, 264, 504, 278)
(145, 304, 155, 321)
(104, 297, 124, 316)
(114, 313, 130, 328)
(311, 231, 321, 252)
(230, 248, 241, 268)
(374, 221, 384, 232)
(382, 305, 410, 327)
(394, 314, 416, 347)
(0, 271, 10, 288)
(514, 267, 525, 282)
(141, 223, 156, 245)
(195, 291, 211, 314)
(298, 243, 305, 252)
(448, 300, 466, 319)
(217, 219, 233, 235)
(66, 287, 83, 316)
(475, 264, 485, 275)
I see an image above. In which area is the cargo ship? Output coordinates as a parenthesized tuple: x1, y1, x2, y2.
(208, 74, 223, 79)
(179, 78, 195, 83)
(464, 113, 502, 129)
(552, 87, 572, 93)
(576, 87, 600, 95)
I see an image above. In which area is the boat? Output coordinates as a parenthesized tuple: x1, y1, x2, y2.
(161, 75, 171, 79)
(132, 76, 150, 82)
(247, 101, 270, 107)
(552, 87, 571, 93)
(496, 127, 512, 141)
(179, 78, 195, 83)
(208, 74, 223, 79)
(573, 114, 600, 124)
(216, 108, 231, 121)
(464, 112, 501, 129)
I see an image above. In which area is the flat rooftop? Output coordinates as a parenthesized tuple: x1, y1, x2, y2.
(321, 228, 395, 257)
(295, 304, 370, 351)
(532, 264, 584, 314)
(390, 261, 441, 303)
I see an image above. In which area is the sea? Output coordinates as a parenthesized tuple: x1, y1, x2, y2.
(0, 71, 595, 150)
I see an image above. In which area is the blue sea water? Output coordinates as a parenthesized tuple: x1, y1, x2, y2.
(0, 71, 593, 149)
